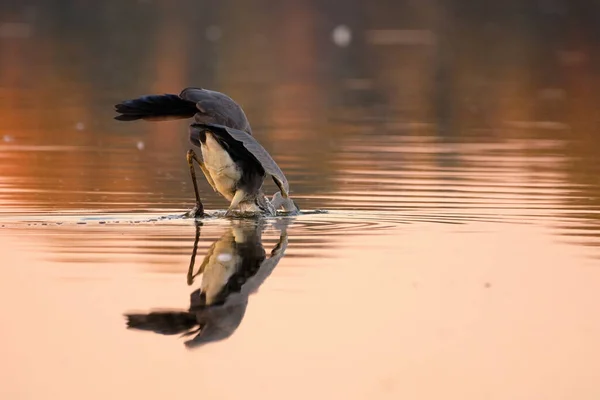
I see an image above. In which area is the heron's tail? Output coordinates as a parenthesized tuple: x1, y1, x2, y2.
(114, 94, 197, 121)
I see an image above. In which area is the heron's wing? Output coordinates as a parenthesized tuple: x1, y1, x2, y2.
(180, 88, 252, 134)
(190, 123, 290, 196)
(240, 231, 288, 296)
(179, 87, 207, 103)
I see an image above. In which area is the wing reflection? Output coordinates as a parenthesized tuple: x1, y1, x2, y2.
(124, 220, 290, 348)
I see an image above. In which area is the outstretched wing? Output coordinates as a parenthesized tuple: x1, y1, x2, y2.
(114, 94, 198, 121)
(190, 123, 290, 196)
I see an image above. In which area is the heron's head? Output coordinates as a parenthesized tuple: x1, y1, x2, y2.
(236, 195, 276, 216)
(271, 191, 300, 214)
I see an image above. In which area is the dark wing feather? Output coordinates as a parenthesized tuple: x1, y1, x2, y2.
(114, 94, 197, 121)
(190, 123, 290, 196)
(125, 311, 198, 335)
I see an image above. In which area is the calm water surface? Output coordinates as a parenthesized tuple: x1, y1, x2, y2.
(1, 2, 600, 399)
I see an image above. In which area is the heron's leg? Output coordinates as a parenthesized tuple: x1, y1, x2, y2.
(188, 150, 218, 193)
(225, 190, 246, 217)
(186, 222, 202, 285)
(270, 231, 289, 258)
(185, 149, 207, 218)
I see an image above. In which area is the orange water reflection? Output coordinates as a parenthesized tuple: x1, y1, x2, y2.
(1, 218, 600, 400)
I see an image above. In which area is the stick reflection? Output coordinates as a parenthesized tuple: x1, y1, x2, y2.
(125, 220, 290, 348)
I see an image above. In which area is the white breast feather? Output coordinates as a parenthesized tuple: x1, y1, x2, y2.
(201, 133, 242, 200)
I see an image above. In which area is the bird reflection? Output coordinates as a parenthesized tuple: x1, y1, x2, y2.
(124, 220, 290, 348)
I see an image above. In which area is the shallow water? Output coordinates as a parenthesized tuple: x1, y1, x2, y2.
(2, 1, 600, 399)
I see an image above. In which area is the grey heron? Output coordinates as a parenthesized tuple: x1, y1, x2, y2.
(114, 87, 298, 217)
